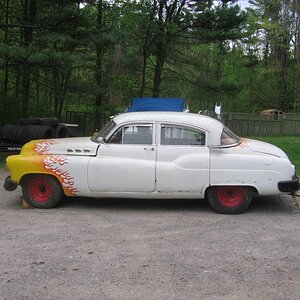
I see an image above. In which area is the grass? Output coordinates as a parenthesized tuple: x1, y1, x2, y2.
(0, 153, 8, 169)
(253, 136, 300, 174)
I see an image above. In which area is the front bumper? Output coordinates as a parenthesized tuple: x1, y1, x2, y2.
(3, 176, 18, 191)
(278, 176, 300, 193)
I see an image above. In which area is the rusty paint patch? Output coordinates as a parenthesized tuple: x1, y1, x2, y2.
(239, 139, 248, 148)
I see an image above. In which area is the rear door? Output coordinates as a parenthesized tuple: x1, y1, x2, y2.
(156, 124, 210, 196)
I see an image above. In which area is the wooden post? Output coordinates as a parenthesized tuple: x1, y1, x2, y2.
(21, 196, 33, 209)
(292, 193, 300, 213)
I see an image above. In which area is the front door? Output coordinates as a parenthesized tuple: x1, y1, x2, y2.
(87, 123, 156, 193)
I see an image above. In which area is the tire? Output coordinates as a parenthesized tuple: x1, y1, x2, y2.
(25, 125, 54, 141)
(3, 176, 18, 191)
(20, 117, 59, 127)
(20, 118, 40, 126)
(207, 186, 253, 214)
(2, 124, 15, 142)
(67, 127, 78, 137)
(2, 124, 54, 144)
(38, 117, 59, 127)
(11, 125, 26, 144)
(21, 174, 63, 208)
(2, 124, 25, 144)
(0, 126, 3, 139)
(53, 124, 69, 138)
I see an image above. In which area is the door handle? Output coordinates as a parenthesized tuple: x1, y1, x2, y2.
(144, 147, 155, 151)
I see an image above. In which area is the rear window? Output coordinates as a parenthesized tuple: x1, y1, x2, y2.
(161, 125, 206, 146)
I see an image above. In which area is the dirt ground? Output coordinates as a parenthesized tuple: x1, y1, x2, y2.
(0, 169, 299, 300)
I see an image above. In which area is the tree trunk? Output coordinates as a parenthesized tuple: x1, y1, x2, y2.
(1, 0, 10, 119)
(53, 70, 59, 116)
(22, 65, 31, 117)
(35, 70, 40, 112)
(151, 0, 186, 97)
(152, 41, 166, 97)
(21, 0, 36, 117)
(95, 0, 104, 107)
(139, 51, 148, 97)
(58, 70, 71, 119)
(139, 0, 157, 97)
(294, 8, 300, 111)
(53, 69, 71, 119)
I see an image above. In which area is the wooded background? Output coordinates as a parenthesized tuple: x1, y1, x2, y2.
(1, 0, 300, 125)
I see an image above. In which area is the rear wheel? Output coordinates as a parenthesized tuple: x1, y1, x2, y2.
(22, 174, 63, 208)
(207, 186, 253, 214)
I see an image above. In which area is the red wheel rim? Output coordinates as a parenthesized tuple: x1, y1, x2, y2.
(29, 177, 52, 203)
(216, 186, 245, 208)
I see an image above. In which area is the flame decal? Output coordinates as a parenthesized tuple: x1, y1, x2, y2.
(44, 155, 79, 195)
(35, 140, 55, 154)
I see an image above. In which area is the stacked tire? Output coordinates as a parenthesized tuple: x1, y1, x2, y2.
(0, 117, 77, 145)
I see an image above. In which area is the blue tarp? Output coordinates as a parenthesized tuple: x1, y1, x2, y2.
(127, 97, 185, 112)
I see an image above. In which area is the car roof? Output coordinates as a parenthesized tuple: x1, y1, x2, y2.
(113, 111, 224, 133)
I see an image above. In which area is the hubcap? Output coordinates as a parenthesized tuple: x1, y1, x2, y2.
(29, 177, 52, 203)
(217, 186, 245, 207)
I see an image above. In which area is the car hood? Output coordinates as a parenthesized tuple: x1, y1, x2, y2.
(242, 139, 288, 159)
(21, 137, 99, 156)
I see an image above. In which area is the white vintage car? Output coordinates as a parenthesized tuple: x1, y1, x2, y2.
(4, 112, 299, 214)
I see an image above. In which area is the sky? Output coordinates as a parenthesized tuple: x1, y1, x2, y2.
(238, 0, 250, 9)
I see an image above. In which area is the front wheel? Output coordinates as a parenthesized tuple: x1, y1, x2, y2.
(207, 186, 253, 214)
(22, 174, 63, 208)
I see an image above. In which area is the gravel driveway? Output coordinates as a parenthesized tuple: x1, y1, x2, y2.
(0, 170, 299, 300)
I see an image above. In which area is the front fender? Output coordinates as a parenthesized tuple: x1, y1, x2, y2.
(7, 155, 41, 179)
(6, 154, 79, 196)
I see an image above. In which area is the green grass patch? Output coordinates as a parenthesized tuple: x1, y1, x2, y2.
(0, 153, 8, 169)
(253, 136, 300, 174)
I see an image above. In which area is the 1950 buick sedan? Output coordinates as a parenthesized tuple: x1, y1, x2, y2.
(4, 112, 299, 214)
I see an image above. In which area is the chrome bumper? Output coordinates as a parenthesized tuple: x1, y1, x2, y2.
(3, 176, 18, 191)
(278, 176, 300, 193)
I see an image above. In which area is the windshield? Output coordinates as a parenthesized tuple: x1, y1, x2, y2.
(221, 127, 241, 146)
(91, 120, 116, 143)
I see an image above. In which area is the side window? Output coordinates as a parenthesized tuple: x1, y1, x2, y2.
(107, 124, 153, 145)
(161, 125, 206, 146)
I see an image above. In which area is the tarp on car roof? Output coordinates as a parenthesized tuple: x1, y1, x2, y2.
(127, 97, 185, 112)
